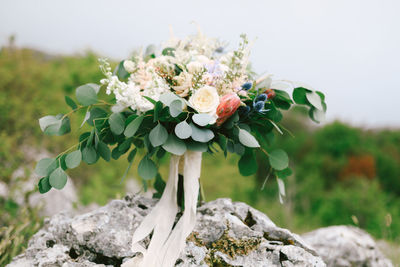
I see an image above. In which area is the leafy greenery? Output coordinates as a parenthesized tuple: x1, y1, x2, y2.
(1, 46, 399, 265)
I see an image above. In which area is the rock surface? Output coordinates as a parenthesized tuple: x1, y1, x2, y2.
(8, 195, 325, 267)
(302, 225, 393, 267)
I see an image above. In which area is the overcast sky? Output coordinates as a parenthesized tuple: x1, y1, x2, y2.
(1, 0, 399, 128)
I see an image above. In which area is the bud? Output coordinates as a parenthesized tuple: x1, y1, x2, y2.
(241, 82, 252, 91)
(265, 89, 276, 99)
(256, 93, 267, 102)
(216, 93, 241, 126)
(254, 101, 265, 112)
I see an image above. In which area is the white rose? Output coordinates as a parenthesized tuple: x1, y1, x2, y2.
(123, 60, 135, 73)
(187, 61, 204, 74)
(189, 86, 220, 121)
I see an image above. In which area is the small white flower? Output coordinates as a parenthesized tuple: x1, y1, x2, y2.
(189, 85, 220, 121)
(187, 61, 204, 74)
(123, 60, 136, 73)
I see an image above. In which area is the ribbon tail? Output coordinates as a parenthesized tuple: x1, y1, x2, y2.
(160, 151, 202, 266)
(122, 155, 181, 267)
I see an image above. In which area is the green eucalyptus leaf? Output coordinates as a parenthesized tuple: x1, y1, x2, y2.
(82, 146, 98, 164)
(276, 167, 293, 179)
(109, 113, 125, 135)
(65, 150, 82, 169)
(97, 142, 111, 161)
(306, 91, 323, 110)
(87, 108, 107, 127)
(309, 107, 325, 123)
(38, 176, 51, 194)
(49, 168, 67, 190)
(124, 115, 144, 137)
(35, 158, 58, 177)
(149, 123, 168, 147)
(76, 84, 97, 106)
(65, 95, 77, 110)
(192, 114, 213, 126)
(238, 149, 257, 176)
(190, 123, 214, 143)
(162, 47, 175, 56)
(175, 121, 192, 139)
(292, 87, 310, 105)
(118, 138, 132, 153)
(162, 134, 187, 156)
(153, 173, 166, 198)
(186, 140, 208, 152)
(269, 149, 289, 171)
(39, 115, 70, 136)
(153, 101, 163, 122)
(234, 143, 245, 156)
(128, 149, 137, 162)
(238, 129, 260, 148)
(138, 155, 157, 180)
(159, 92, 180, 106)
(169, 99, 183, 117)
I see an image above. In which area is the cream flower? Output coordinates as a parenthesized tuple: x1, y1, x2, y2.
(172, 71, 193, 97)
(189, 86, 220, 120)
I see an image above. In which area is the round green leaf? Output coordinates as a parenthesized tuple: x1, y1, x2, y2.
(98, 142, 111, 161)
(65, 150, 82, 169)
(190, 123, 214, 143)
(306, 91, 323, 110)
(192, 114, 213, 126)
(124, 115, 144, 137)
(149, 123, 168, 147)
(39, 114, 71, 136)
(35, 158, 57, 177)
(109, 113, 125, 135)
(175, 121, 192, 139)
(238, 129, 260, 148)
(49, 168, 68, 190)
(292, 87, 309, 105)
(76, 84, 97, 106)
(87, 108, 107, 127)
(169, 99, 183, 117)
(159, 92, 180, 106)
(38, 176, 52, 194)
(65, 95, 77, 110)
(138, 156, 157, 180)
(238, 150, 257, 176)
(82, 147, 98, 164)
(269, 149, 289, 171)
(162, 134, 187, 156)
(186, 140, 208, 152)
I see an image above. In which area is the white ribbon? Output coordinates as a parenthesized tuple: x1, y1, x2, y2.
(122, 150, 202, 267)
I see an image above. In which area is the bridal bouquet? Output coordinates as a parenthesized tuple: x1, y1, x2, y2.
(36, 31, 326, 266)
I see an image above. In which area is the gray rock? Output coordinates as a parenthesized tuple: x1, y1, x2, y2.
(8, 195, 325, 267)
(302, 225, 393, 267)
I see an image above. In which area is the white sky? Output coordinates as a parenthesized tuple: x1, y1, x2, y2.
(1, 0, 399, 128)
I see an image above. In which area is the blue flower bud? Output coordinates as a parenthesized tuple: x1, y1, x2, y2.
(241, 82, 252, 91)
(254, 101, 265, 112)
(256, 93, 267, 102)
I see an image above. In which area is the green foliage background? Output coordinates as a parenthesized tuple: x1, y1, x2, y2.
(1, 46, 399, 265)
